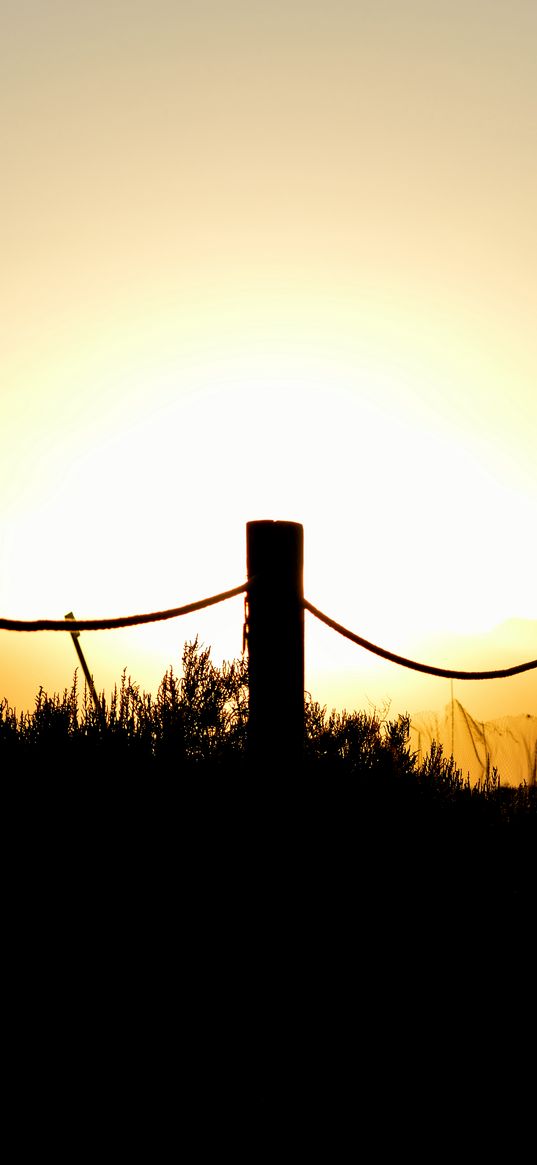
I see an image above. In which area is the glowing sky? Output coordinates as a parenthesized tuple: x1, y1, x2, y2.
(1, 1, 536, 720)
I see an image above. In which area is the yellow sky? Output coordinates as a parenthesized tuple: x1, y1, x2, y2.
(1, 1, 536, 721)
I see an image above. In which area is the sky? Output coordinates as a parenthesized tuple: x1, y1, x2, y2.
(1, 0, 536, 723)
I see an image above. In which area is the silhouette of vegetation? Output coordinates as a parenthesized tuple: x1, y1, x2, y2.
(0, 637, 524, 765)
(1, 636, 534, 825)
(0, 638, 249, 772)
(3, 639, 533, 1120)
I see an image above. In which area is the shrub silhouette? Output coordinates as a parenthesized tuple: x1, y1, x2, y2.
(2, 636, 534, 827)
(2, 638, 534, 1123)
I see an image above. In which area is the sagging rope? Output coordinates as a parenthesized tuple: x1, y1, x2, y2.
(303, 599, 537, 681)
(0, 582, 248, 633)
(1, 583, 535, 682)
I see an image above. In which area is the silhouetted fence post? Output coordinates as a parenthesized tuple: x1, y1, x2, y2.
(246, 520, 304, 767)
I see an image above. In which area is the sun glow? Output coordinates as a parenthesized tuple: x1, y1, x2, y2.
(2, 3, 535, 720)
(2, 314, 535, 718)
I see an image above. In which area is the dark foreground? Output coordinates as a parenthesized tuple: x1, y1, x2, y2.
(4, 751, 535, 1145)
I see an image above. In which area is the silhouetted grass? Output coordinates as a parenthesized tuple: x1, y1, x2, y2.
(2, 638, 534, 1123)
(2, 636, 534, 804)
(2, 636, 533, 909)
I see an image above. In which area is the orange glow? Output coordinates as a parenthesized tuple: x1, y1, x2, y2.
(1, 2, 535, 721)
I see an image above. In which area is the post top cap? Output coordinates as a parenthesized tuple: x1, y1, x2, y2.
(246, 519, 303, 530)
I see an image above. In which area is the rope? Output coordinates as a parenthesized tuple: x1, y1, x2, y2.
(0, 583, 248, 633)
(303, 600, 537, 681)
(2, 581, 535, 681)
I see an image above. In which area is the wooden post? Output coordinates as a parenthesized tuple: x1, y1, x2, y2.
(246, 520, 304, 767)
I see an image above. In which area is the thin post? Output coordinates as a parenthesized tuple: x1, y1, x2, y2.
(246, 520, 304, 767)
(65, 612, 105, 726)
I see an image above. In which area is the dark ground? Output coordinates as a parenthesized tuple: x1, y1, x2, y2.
(4, 755, 535, 1143)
